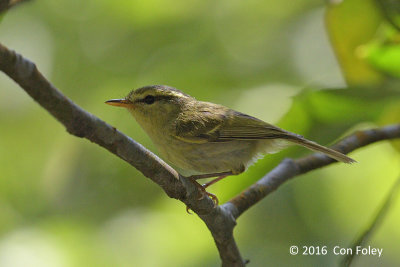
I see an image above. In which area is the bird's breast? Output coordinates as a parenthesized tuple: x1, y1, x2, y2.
(148, 133, 261, 176)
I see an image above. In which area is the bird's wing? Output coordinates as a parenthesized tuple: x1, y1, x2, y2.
(174, 104, 296, 143)
(174, 105, 355, 163)
(174, 103, 227, 143)
(213, 112, 297, 141)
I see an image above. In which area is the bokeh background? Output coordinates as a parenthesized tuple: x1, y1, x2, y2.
(1, 0, 400, 266)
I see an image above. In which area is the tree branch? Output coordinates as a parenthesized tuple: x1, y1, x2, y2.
(0, 0, 31, 13)
(227, 125, 400, 218)
(1, 42, 400, 266)
(226, 125, 400, 219)
(0, 42, 246, 267)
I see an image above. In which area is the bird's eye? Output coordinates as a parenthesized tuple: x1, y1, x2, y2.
(143, 95, 155, 104)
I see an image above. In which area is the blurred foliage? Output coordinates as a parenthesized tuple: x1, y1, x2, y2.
(325, 0, 384, 86)
(361, 27, 400, 78)
(0, 0, 400, 266)
(376, 0, 400, 30)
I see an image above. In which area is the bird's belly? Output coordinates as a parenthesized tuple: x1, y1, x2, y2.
(154, 137, 261, 176)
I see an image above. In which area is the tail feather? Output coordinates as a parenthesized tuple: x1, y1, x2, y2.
(288, 136, 356, 164)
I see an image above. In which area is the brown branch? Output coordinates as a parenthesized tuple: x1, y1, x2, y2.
(0, 0, 31, 13)
(225, 125, 400, 219)
(0, 43, 246, 267)
(0, 0, 9, 13)
(2, 42, 400, 266)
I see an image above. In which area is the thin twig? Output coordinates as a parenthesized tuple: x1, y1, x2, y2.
(0, 43, 245, 267)
(341, 174, 400, 267)
(0, 0, 9, 13)
(0, 0, 31, 13)
(225, 125, 400, 219)
(1, 42, 400, 266)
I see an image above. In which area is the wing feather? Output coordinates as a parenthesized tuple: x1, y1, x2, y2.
(175, 105, 294, 142)
(174, 104, 355, 163)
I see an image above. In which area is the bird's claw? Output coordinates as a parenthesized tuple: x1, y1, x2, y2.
(185, 178, 219, 214)
(186, 206, 193, 214)
(205, 191, 219, 207)
(197, 183, 219, 206)
(185, 191, 218, 214)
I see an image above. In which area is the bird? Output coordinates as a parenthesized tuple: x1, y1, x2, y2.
(106, 85, 355, 204)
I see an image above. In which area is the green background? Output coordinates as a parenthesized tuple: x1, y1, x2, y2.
(1, 0, 400, 266)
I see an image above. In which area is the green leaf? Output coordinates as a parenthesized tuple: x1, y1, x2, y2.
(360, 27, 400, 78)
(277, 87, 400, 144)
(325, 0, 385, 86)
(364, 42, 400, 77)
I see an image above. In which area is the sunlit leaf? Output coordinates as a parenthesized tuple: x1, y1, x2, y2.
(325, 0, 384, 86)
(363, 42, 400, 77)
(276, 87, 400, 146)
(306, 89, 386, 123)
(282, 88, 390, 125)
(359, 27, 400, 78)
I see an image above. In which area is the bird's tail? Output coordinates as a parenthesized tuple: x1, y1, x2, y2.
(288, 136, 356, 164)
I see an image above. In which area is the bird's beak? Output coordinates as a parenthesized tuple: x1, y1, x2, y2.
(105, 99, 132, 108)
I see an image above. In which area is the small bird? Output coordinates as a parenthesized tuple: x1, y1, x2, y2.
(106, 85, 355, 203)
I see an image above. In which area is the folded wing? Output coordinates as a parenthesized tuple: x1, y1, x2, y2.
(175, 104, 355, 163)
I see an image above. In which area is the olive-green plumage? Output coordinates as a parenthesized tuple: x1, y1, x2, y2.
(106, 85, 355, 177)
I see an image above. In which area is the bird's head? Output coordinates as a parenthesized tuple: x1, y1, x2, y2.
(106, 85, 192, 128)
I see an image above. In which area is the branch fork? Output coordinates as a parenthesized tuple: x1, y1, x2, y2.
(1, 42, 400, 266)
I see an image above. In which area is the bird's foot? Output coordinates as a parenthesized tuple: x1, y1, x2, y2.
(186, 177, 219, 214)
(200, 190, 219, 206)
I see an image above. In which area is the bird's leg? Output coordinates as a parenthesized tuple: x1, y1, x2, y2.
(189, 168, 244, 188)
(202, 175, 229, 188)
(188, 171, 233, 180)
(190, 177, 219, 204)
(185, 168, 243, 213)
(185, 177, 219, 214)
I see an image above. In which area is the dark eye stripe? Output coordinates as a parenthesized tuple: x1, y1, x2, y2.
(143, 95, 155, 104)
(136, 95, 175, 104)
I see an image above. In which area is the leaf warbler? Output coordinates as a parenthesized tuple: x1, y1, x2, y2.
(106, 85, 355, 200)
